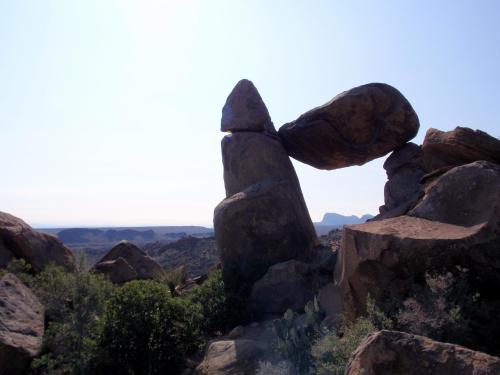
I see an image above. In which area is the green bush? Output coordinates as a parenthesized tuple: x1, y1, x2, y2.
(96, 280, 202, 375)
(187, 270, 244, 336)
(30, 265, 114, 375)
(311, 297, 392, 375)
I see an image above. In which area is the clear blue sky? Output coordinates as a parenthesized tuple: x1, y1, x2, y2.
(1, 1, 499, 227)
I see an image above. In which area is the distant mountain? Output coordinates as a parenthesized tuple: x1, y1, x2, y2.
(318, 213, 374, 226)
(314, 213, 374, 235)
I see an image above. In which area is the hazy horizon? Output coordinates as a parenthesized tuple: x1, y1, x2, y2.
(2, 1, 499, 227)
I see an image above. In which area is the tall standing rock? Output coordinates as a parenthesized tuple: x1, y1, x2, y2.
(214, 79, 317, 295)
(278, 83, 419, 170)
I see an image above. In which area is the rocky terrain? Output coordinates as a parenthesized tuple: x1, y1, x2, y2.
(1, 79, 499, 374)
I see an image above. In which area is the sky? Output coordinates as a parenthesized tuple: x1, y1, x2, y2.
(1, 1, 499, 227)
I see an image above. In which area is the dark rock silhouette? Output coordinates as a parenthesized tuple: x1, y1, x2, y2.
(214, 79, 318, 295)
(278, 83, 419, 170)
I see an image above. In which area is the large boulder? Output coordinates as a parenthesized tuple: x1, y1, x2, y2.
(249, 260, 314, 316)
(92, 257, 138, 284)
(408, 161, 500, 226)
(93, 241, 164, 281)
(422, 127, 500, 172)
(346, 330, 500, 375)
(214, 80, 317, 295)
(375, 127, 500, 220)
(0, 273, 44, 375)
(0, 211, 75, 273)
(278, 83, 419, 170)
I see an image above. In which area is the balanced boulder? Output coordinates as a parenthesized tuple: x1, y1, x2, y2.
(346, 330, 500, 375)
(0, 273, 44, 375)
(278, 83, 419, 170)
(92, 241, 164, 282)
(0, 211, 75, 273)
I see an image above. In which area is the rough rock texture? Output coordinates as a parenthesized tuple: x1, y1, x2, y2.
(0, 273, 44, 375)
(92, 257, 138, 284)
(221, 79, 275, 134)
(409, 161, 500, 226)
(195, 320, 275, 375)
(214, 80, 317, 296)
(0, 211, 75, 273)
(334, 215, 496, 319)
(377, 142, 425, 219)
(422, 127, 500, 172)
(278, 83, 419, 170)
(346, 330, 500, 375)
(376, 127, 500, 219)
(249, 260, 313, 316)
(93, 241, 164, 281)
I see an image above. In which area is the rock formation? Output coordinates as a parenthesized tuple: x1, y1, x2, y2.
(214, 79, 318, 294)
(375, 126, 500, 219)
(0, 211, 75, 273)
(0, 273, 44, 375)
(346, 330, 500, 375)
(278, 83, 419, 170)
(92, 241, 164, 282)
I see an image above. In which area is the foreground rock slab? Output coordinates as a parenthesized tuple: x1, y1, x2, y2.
(278, 83, 419, 170)
(0, 273, 44, 375)
(0, 211, 75, 272)
(92, 241, 164, 282)
(346, 330, 500, 375)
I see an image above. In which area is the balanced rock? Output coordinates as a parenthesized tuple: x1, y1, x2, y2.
(0, 211, 75, 273)
(0, 273, 44, 375)
(346, 330, 500, 375)
(278, 83, 419, 170)
(214, 80, 317, 295)
(422, 127, 500, 172)
(93, 241, 164, 281)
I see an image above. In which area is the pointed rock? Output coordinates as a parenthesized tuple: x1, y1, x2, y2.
(221, 79, 275, 133)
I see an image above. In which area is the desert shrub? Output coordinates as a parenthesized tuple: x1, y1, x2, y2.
(272, 298, 324, 374)
(0, 258, 34, 284)
(187, 269, 244, 336)
(30, 265, 114, 375)
(162, 265, 187, 294)
(256, 360, 294, 375)
(95, 280, 202, 375)
(311, 297, 392, 375)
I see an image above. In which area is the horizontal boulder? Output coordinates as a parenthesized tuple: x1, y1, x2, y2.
(92, 257, 138, 284)
(0, 273, 44, 375)
(278, 83, 419, 170)
(346, 330, 500, 375)
(0, 211, 75, 273)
